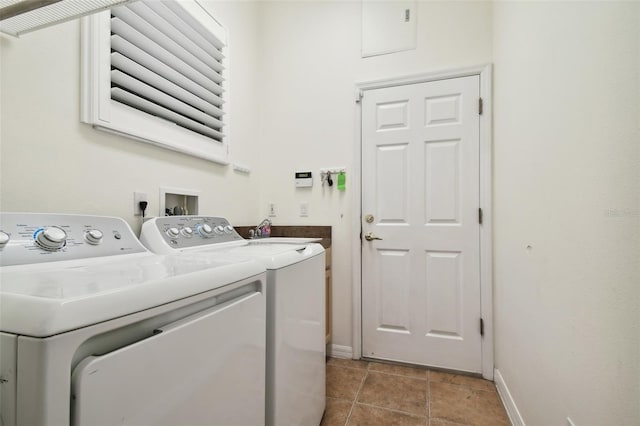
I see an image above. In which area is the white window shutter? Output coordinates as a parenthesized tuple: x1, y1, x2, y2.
(81, 0, 229, 164)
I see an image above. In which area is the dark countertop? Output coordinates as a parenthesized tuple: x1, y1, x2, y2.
(234, 225, 331, 249)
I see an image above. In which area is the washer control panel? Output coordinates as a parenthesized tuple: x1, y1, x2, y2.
(0, 213, 146, 266)
(148, 216, 243, 249)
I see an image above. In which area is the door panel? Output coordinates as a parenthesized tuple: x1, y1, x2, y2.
(376, 144, 410, 223)
(377, 100, 409, 130)
(362, 75, 481, 373)
(425, 140, 461, 223)
(72, 286, 266, 426)
(425, 94, 461, 125)
(425, 251, 463, 339)
(377, 249, 411, 333)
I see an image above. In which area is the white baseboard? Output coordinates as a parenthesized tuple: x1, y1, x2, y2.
(329, 344, 353, 359)
(494, 368, 525, 426)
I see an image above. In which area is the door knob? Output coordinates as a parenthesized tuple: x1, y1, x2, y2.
(364, 232, 382, 241)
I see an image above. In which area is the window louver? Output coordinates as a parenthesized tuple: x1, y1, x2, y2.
(109, 0, 226, 143)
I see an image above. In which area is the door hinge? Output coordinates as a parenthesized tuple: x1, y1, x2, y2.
(480, 318, 484, 336)
(356, 91, 363, 104)
(478, 207, 483, 225)
(478, 97, 483, 115)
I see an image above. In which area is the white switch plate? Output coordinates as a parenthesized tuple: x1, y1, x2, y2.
(133, 192, 148, 216)
(299, 202, 309, 217)
(268, 202, 276, 217)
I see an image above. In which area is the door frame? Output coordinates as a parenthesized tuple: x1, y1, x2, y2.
(351, 64, 494, 379)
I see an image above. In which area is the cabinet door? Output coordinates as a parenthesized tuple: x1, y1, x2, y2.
(0, 333, 17, 426)
(326, 269, 332, 343)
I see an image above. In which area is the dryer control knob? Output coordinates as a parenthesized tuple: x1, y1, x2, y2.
(35, 226, 67, 251)
(0, 231, 10, 247)
(214, 225, 224, 234)
(197, 224, 213, 237)
(84, 229, 103, 245)
(181, 227, 194, 238)
(223, 225, 234, 234)
(166, 227, 180, 238)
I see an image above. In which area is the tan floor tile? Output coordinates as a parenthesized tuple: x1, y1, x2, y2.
(369, 362, 428, 379)
(430, 381, 509, 426)
(429, 370, 496, 392)
(357, 371, 428, 417)
(321, 397, 353, 426)
(326, 365, 367, 401)
(327, 357, 370, 370)
(348, 404, 426, 426)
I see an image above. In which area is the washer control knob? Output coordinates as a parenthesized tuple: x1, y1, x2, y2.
(84, 229, 104, 245)
(181, 227, 194, 238)
(197, 224, 213, 237)
(35, 226, 67, 251)
(0, 231, 10, 248)
(214, 225, 224, 234)
(166, 227, 180, 238)
(224, 225, 234, 234)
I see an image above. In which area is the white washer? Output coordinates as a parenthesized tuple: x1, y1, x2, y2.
(0, 213, 267, 426)
(140, 216, 326, 426)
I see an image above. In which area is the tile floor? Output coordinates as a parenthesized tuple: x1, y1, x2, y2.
(322, 358, 510, 426)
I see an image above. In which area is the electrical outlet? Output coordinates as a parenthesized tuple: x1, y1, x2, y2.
(268, 202, 276, 217)
(134, 192, 148, 216)
(299, 202, 309, 217)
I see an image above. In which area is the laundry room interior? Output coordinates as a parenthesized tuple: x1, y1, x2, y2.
(0, 1, 638, 426)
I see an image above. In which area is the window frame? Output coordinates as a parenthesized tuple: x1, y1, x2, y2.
(80, 1, 230, 164)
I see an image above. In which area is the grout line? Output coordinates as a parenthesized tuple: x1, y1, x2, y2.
(328, 365, 369, 372)
(428, 418, 468, 426)
(344, 366, 368, 426)
(355, 402, 427, 419)
(326, 359, 370, 372)
(326, 396, 354, 403)
(431, 379, 499, 394)
(366, 369, 428, 381)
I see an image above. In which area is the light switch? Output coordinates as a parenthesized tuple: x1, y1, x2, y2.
(299, 202, 309, 217)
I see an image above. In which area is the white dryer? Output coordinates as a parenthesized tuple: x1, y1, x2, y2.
(0, 213, 267, 426)
(140, 216, 326, 426)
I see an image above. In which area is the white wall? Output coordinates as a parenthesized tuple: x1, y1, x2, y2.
(3, 1, 638, 423)
(0, 1, 262, 233)
(493, 2, 640, 425)
(255, 0, 493, 348)
(0, 0, 494, 351)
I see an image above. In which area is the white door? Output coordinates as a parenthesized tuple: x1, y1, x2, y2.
(361, 75, 482, 373)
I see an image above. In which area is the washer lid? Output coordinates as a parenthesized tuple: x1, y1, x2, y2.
(0, 252, 264, 337)
(248, 237, 322, 244)
(182, 243, 325, 269)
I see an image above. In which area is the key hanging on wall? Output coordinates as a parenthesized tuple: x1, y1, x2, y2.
(337, 172, 346, 191)
(320, 168, 347, 188)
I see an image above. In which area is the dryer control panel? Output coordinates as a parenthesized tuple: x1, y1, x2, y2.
(142, 216, 244, 251)
(0, 213, 146, 266)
